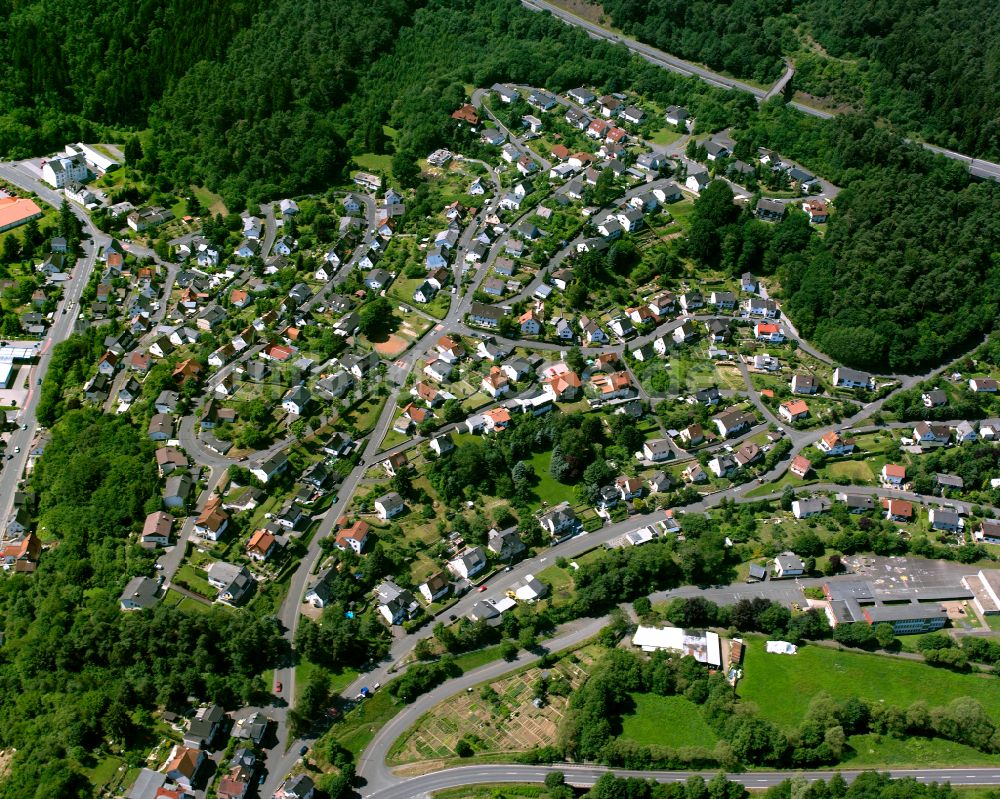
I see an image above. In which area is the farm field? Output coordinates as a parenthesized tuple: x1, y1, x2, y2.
(739, 638, 1000, 728)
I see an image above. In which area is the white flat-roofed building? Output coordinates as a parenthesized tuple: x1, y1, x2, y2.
(631, 625, 722, 667)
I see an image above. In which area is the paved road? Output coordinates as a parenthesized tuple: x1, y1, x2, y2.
(366, 765, 1000, 798)
(0, 161, 108, 529)
(519, 0, 1000, 180)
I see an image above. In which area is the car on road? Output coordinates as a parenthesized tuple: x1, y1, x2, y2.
(36, 378, 41, 385)
(21, 424, 26, 430)
(478, 584, 488, 592)
(299, 745, 308, 757)
(154, 563, 163, 570)
(13, 447, 19, 454)
(275, 681, 283, 693)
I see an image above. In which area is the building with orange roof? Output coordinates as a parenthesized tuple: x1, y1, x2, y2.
(246, 529, 277, 561)
(194, 500, 229, 541)
(543, 370, 582, 401)
(335, 520, 369, 554)
(590, 370, 633, 399)
(164, 745, 205, 790)
(1, 533, 41, 572)
(790, 455, 812, 478)
(883, 497, 914, 521)
(484, 407, 511, 432)
(754, 322, 784, 342)
(816, 430, 855, 456)
(0, 196, 42, 234)
(881, 463, 907, 486)
(172, 358, 203, 385)
(481, 366, 510, 398)
(451, 104, 480, 125)
(779, 398, 809, 422)
(229, 288, 250, 307)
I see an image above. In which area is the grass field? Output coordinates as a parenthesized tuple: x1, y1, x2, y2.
(354, 153, 393, 181)
(621, 694, 718, 748)
(329, 688, 403, 757)
(648, 128, 683, 146)
(822, 460, 875, 483)
(843, 733, 1000, 768)
(739, 638, 1000, 728)
(526, 450, 575, 509)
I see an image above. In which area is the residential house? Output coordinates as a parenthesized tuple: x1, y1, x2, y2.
(543, 369, 582, 402)
(756, 198, 786, 222)
(375, 492, 406, 521)
(683, 463, 708, 483)
(954, 420, 978, 443)
(281, 385, 311, 416)
(791, 373, 817, 394)
(274, 775, 315, 799)
(538, 502, 579, 540)
(773, 552, 806, 577)
(883, 498, 914, 522)
(881, 464, 907, 487)
(335, 520, 370, 554)
(148, 414, 173, 441)
(140, 511, 173, 549)
(970, 378, 1000, 393)
(483, 407, 512, 432)
(755, 322, 784, 343)
(429, 433, 455, 456)
(246, 529, 278, 562)
(419, 573, 451, 603)
(382, 452, 409, 477)
(779, 399, 809, 423)
(119, 576, 161, 611)
(194, 500, 229, 542)
(713, 407, 754, 438)
(449, 547, 488, 580)
(833, 367, 874, 390)
(742, 297, 780, 318)
(804, 199, 829, 223)
(913, 421, 950, 447)
(164, 746, 205, 791)
(679, 424, 704, 446)
(922, 389, 948, 408)
(163, 473, 193, 508)
(376, 581, 418, 625)
(790, 455, 812, 479)
(206, 561, 255, 605)
(929, 508, 961, 532)
(816, 431, 855, 456)
(250, 453, 288, 484)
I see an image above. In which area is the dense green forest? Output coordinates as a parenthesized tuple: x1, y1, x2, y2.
(0, 0, 263, 156)
(598, 0, 794, 84)
(600, 0, 1000, 161)
(0, 411, 285, 799)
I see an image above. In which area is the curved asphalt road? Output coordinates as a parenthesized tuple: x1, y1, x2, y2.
(366, 765, 1000, 798)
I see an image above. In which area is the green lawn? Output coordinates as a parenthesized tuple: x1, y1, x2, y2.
(739, 639, 1000, 729)
(341, 395, 387, 435)
(621, 693, 718, 748)
(647, 128, 683, 146)
(526, 450, 575, 509)
(354, 153, 393, 181)
(821, 460, 875, 483)
(452, 645, 505, 673)
(174, 564, 214, 598)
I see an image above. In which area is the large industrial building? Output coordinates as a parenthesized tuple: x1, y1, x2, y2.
(823, 580, 967, 634)
(0, 196, 43, 234)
